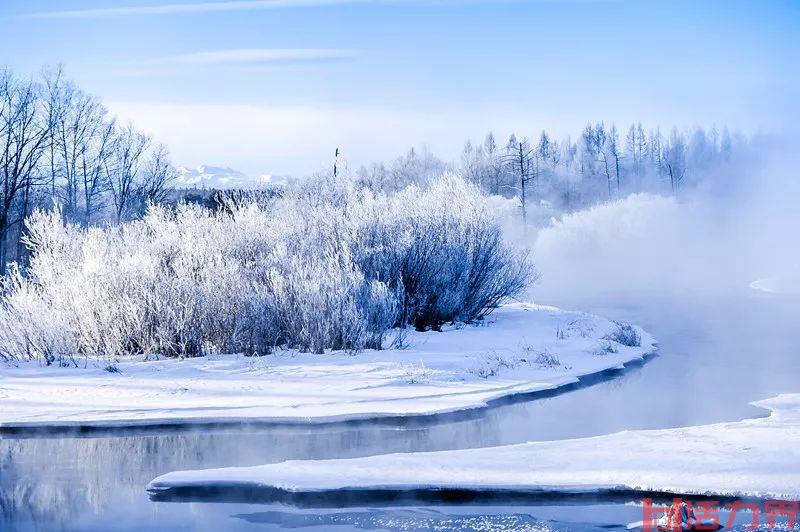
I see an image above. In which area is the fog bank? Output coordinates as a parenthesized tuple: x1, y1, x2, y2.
(530, 144, 800, 303)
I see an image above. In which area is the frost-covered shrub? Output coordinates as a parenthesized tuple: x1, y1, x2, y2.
(605, 322, 642, 347)
(0, 174, 532, 362)
(521, 346, 562, 369)
(347, 175, 535, 330)
(591, 340, 619, 356)
(470, 352, 514, 379)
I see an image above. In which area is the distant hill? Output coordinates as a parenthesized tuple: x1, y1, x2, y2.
(175, 165, 288, 190)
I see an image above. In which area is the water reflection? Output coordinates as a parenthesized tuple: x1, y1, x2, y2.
(233, 507, 579, 531)
(229, 505, 792, 532)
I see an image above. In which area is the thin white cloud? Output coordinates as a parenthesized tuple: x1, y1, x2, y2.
(21, 0, 404, 19)
(159, 48, 354, 65)
(17, 0, 614, 19)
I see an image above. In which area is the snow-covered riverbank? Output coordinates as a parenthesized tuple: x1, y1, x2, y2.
(0, 303, 655, 429)
(148, 394, 800, 501)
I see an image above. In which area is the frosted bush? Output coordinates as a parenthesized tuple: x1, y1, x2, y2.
(347, 174, 535, 330)
(0, 174, 533, 362)
(605, 321, 641, 347)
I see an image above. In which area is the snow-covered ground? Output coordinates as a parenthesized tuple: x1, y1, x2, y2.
(148, 394, 800, 501)
(0, 303, 654, 429)
(750, 276, 800, 295)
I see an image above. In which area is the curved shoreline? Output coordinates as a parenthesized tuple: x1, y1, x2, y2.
(146, 483, 765, 507)
(0, 303, 657, 436)
(0, 351, 657, 437)
(146, 395, 800, 503)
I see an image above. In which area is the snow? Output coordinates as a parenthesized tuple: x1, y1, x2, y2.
(174, 164, 285, 189)
(147, 394, 800, 501)
(0, 303, 654, 428)
(750, 276, 800, 296)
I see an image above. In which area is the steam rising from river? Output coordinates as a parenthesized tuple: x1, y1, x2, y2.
(530, 143, 800, 303)
(524, 143, 800, 413)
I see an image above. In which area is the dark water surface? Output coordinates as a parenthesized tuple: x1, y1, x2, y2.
(2, 288, 799, 531)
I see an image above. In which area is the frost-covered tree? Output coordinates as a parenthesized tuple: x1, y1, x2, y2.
(664, 128, 687, 193)
(503, 138, 536, 228)
(0, 70, 51, 270)
(449, 122, 746, 214)
(0, 67, 176, 271)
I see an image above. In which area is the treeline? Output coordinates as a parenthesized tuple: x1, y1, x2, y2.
(0, 67, 175, 271)
(356, 123, 746, 224)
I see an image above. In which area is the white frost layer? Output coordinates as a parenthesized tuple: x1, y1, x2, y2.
(0, 303, 654, 427)
(750, 276, 800, 295)
(148, 394, 800, 500)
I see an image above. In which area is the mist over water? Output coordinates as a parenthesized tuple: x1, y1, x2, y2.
(531, 141, 800, 302)
(525, 141, 800, 422)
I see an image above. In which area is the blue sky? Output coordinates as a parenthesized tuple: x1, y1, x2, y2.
(1, 0, 798, 175)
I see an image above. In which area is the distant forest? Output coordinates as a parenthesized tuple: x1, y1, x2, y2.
(355, 124, 748, 226)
